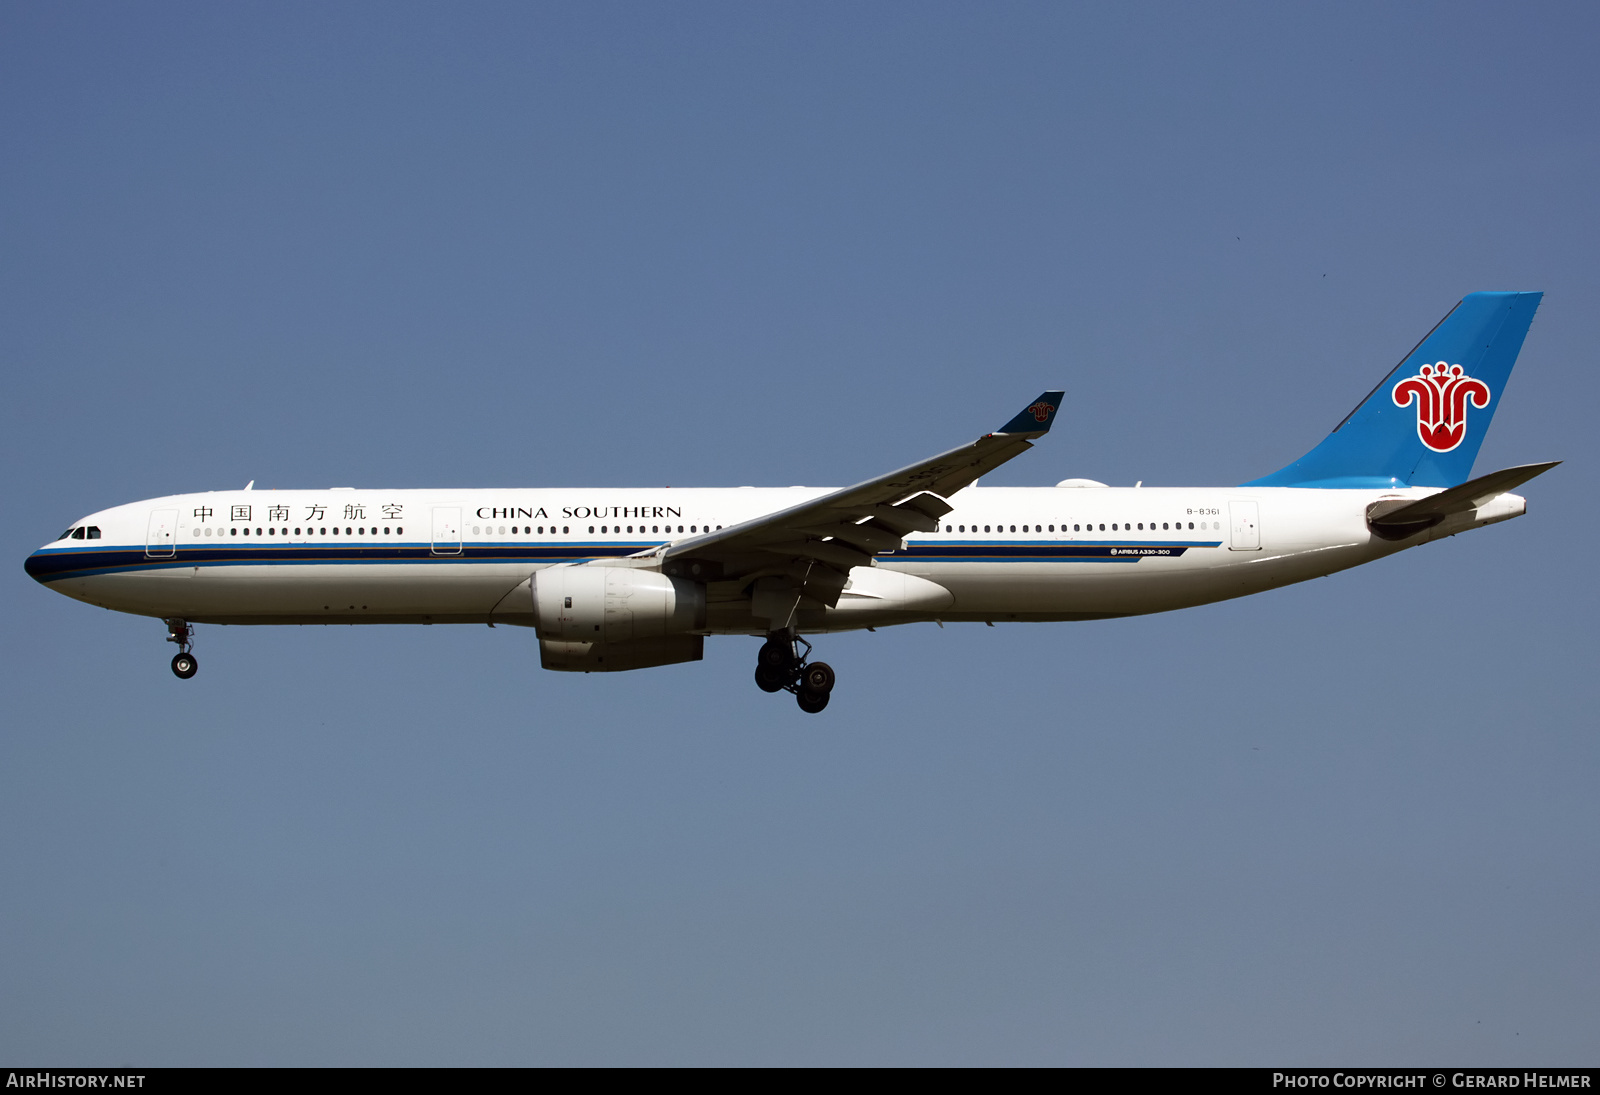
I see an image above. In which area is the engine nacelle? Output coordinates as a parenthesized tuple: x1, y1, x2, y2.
(532, 564, 705, 644)
(539, 635, 704, 672)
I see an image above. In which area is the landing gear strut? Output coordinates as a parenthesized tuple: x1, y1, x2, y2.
(753, 632, 835, 713)
(166, 619, 198, 679)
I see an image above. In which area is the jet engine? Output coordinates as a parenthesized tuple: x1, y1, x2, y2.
(532, 564, 706, 672)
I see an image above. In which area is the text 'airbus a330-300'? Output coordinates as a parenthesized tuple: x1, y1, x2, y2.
(26, 292, 1556, 713)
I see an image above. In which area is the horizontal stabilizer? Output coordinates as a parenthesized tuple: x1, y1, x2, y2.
(1367, 461, 1558, 537)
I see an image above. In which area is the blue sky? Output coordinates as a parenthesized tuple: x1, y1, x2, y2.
(3, 1, 1597, 1065)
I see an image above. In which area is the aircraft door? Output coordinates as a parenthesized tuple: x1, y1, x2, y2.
(431, 507, 462, 556)
(145, 508, 178, 558)
(1228, 501, 1261, 551)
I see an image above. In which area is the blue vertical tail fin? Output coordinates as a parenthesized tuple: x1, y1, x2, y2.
(1245, 291, 1542, 489)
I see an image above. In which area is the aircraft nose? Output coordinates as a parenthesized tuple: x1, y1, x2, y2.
(24, 548, 52, 584)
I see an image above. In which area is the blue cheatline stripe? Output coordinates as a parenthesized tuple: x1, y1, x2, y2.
(23, 542, 633, 581)
(25, 538, 1221, 583)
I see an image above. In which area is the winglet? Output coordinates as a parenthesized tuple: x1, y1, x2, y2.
(996, 391, 1065, 435)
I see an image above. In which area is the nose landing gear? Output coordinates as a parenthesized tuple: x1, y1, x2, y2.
(166, 619, 198, 679)
(753, 633, 835, 713)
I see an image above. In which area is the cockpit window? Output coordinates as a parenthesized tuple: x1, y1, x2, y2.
(70, 527, 86, 540)
(61, 528, 76, 541)
(86, 526, 101, 539)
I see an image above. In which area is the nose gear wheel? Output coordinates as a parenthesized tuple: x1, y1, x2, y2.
(165, 619, 198, 679)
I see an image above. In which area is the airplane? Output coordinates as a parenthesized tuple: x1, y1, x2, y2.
(24, 291, 1556, 714)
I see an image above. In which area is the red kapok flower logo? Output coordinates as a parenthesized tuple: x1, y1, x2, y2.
(1391, 362, 1490, 453)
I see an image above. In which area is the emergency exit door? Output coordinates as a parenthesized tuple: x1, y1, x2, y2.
(145, 508, 178, 558)
(431, 507, 462, 556)
(1228, 501, 1261, 551)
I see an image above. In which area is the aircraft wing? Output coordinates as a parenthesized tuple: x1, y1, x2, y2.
(656, 391, 1065, 604)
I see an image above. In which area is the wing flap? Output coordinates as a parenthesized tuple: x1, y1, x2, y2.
(757, 538, 877, 570)
(793, 523, 905, 553)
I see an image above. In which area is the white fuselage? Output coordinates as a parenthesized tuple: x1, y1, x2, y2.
(28, 483, 1527, 634)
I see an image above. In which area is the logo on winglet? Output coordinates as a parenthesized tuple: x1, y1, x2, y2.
(1391, 363, 1490, 453)
(1027, 401, 1056, 423)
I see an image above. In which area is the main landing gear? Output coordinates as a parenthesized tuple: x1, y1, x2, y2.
(754, 633, 835, 714)
(166, 619, 197, 679)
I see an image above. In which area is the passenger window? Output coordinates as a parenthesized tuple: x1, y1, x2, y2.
(589, 526, 595, 534)
(230, 528, 238, 536)
(561, 526, 568, 534)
